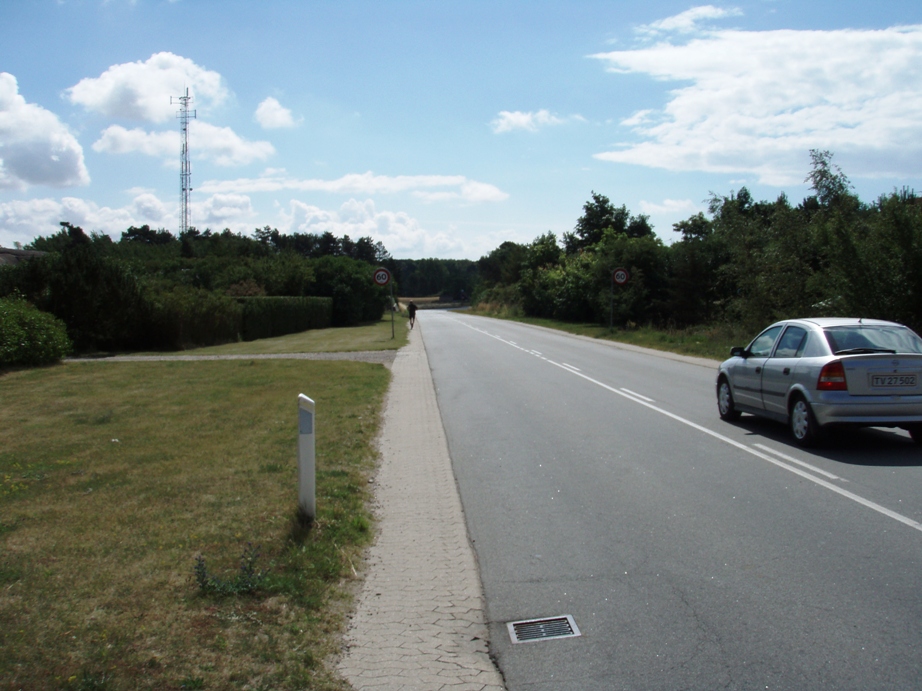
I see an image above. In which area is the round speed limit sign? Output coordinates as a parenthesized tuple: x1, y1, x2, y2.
(373, 267, 392, 287)
(612, 268, 630, 285)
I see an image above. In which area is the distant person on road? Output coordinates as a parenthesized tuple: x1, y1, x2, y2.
(407, 301, 418, 329)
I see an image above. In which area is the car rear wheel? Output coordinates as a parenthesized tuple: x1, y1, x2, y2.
(790, 395, 821, 447)
(717, 377, 741, 422)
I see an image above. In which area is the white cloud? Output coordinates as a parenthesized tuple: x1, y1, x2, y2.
(0, 190, 258, 247)
(66, 52, 227, 123)
(592, 20, 922, 184)
(0, 72, 90, 190)
(91, 121, 274, 167)
(132, 193, 170, 222)
(92, 125, 178, 159)
(636, 5, 742, 37)
(0, 191, 485, 259)
(191, 121, 275, 166)
(0, 194, 170, 248)
(491, 109, 582, 133)
(196, 193, 254, 225)
(281, 198, 464, 257)
(0, 198, 68, 247)
(72, 54, 273, 168)
(413, 179, 510, 203)
(638, 198, 699, 217)
(255, 97, 299, 129)
(198, 171, 508, 202)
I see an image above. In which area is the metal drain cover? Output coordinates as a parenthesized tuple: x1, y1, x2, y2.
(507, 615, 581, 644)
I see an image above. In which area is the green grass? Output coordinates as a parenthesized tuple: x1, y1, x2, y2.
(1, 351, 391, 689)
(467, 309, 751, 361)
(173, 314, 408, 356)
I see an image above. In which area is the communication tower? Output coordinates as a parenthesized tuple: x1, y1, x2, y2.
(171, 88, 196, 235)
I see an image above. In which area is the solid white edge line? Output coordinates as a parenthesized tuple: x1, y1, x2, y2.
(753, 443, 843, 481)
(453, 316, 922, 533)
(620, 388, 654, 402)
(548, 362, 922, 534)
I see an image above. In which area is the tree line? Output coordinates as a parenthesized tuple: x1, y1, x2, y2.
(473, 151, 922, 335)
(0, 225, 398, 354)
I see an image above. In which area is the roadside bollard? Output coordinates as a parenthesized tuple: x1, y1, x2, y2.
(298, 394, 316, 522)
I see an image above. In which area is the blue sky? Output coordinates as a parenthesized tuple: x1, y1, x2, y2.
(2, 0, 921, 259)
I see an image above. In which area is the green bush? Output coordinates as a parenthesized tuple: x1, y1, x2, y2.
(239, 296, 332, 341)
(0, 297, 72, 366)
(0, 230, 150, 352)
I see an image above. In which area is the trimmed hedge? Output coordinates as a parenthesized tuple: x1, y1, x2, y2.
(144, 292, 333, 349)
(239, 296, 333, 341)
(0, 297, 72, 367)
(148, 287, 243, 350)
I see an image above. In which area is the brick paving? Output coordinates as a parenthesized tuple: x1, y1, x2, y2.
(338, 325, 505, 691)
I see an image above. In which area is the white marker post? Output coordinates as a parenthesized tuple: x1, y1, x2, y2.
(298, 394, 316, 521)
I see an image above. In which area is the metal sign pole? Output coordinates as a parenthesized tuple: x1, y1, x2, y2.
(373, 266, 395, 339)
(611, 268, 630, 331)
(610, 272, 614, 333)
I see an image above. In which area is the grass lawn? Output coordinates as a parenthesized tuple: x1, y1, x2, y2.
(1, 320, 401, 690)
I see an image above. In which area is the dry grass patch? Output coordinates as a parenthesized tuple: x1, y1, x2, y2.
(1, 358, 389, 690)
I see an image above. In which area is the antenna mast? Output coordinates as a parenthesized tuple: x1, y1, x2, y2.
(171, 88, 196, 235)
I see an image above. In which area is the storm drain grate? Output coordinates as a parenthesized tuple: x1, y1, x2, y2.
(507, 615, 581, 644)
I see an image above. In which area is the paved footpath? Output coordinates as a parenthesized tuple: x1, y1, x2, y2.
(338, 324, 506, 691)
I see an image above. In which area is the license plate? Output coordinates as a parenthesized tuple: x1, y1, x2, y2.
(871, 374, 917, 387)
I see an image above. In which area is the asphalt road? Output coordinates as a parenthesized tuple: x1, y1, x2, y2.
(421, 311, 922, 691)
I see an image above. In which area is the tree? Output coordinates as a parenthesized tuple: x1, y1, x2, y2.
(805, 149, 853, 208)
(253, 225, 282, 249)
(564, 192, 628, 253)
(14, 225, 151, 351)
(122, 225, 175, 245)
(478, 241, 527, 286)
(563, 192, 653, 254)
(666, 213, 722, 325)
(316, 231, 341, 257)
(523, 232, 562, 272)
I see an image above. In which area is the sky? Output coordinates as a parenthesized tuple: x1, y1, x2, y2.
(1, 0, 921, 260)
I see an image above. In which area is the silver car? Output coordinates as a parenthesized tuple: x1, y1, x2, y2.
(716, 318, 922, 446)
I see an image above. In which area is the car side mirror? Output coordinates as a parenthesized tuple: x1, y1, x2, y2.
(730, 346, 746, 358)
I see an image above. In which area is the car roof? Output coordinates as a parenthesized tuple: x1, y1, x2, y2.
(779, 317, 905, 329)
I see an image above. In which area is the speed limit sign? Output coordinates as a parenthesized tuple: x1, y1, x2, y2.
(373, 267, 391, 287)
(612, 268, 630, 285)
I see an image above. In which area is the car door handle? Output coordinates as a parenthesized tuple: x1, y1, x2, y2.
(755, 367, 761, 373)
(783, 367, 791, 375)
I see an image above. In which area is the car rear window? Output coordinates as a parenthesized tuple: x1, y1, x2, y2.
(824, 325, 922, 355)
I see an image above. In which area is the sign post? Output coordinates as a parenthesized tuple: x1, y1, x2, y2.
(298, 394, 316, 522)
(610, 267, 630, 332)
(373, 267, 394, 339)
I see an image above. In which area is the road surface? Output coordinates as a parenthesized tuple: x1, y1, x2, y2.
(422, 311, 922, 691)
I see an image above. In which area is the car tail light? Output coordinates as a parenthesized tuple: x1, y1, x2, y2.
(817, 361, 847, 391)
